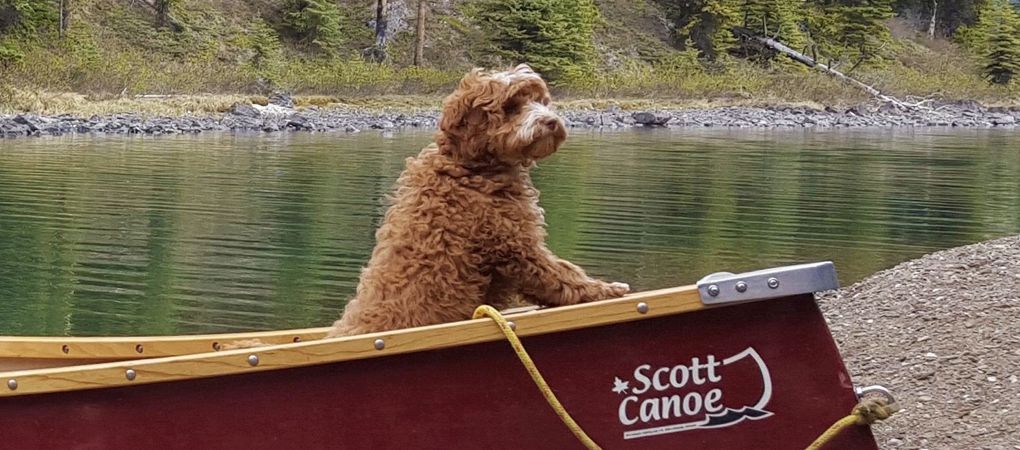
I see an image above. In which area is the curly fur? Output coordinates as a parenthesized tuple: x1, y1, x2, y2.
(327, 64, 630, 337)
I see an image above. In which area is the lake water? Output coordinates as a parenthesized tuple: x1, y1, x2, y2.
(1, 129, 1018, 336)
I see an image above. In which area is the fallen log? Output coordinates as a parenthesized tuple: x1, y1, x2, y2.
(732, 27, 917, 110)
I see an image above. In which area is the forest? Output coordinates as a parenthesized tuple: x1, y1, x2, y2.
(1, 0, 1018, 107)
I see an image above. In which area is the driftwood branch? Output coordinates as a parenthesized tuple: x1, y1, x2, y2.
(732, 27, 923, 111)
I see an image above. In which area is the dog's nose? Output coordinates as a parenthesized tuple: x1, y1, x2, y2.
(541, 117, 559, 131)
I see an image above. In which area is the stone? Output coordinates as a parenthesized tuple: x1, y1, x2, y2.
(267, 91, 295, 108)
(1, 122, 31, 136)
(13, 115, 40, 132)
(229, 102, 261, 118)
(632, 112, 671, 127)
(990, 115, 1016, 126)
(286, 115, 312, 130)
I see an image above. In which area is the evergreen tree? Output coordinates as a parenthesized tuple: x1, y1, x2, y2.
(741, 0, 807, 47)
(661, 0, 813, 63)
(959, 0, 1020, 84)
(282, 0, 346, 54)
(737, 0, 809, 65)
(0, 0, 56, 65)
(0, 0, 57, 35)
(247, 19, 283, 83)
(466, 0, 600, 82)
(662, 0, 740, 61)
(807, 0, 896, 69)
(702, 0, 742, 59)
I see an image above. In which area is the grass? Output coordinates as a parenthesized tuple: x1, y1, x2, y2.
(0, 89, 906, 117)
(3, 49, 1017, 116)
(0, 90, 259, 116)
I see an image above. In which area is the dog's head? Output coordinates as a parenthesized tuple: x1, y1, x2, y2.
(436, 64, 567, 167)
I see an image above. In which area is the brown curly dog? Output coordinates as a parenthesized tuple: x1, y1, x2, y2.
(327, 64, 630, 337)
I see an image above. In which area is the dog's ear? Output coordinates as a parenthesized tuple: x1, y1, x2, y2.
(439, 68, 488, 136)
(437, 68, 505, 161)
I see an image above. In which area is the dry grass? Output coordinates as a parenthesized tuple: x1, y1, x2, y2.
(1, 89, 864, 117)
(0, 90, 260, 116)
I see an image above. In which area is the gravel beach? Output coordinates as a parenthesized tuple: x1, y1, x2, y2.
(2, 97, 1018, 138)
(819, 235, 1020, 450)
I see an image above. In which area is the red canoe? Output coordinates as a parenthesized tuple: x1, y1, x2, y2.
(0, 262, 891, 449)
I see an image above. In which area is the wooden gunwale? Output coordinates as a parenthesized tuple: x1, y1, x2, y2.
(0, 285, 704, 397)
(0, 327, 330, 359)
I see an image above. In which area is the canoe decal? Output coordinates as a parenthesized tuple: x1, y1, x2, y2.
(614, 347, 774, 440)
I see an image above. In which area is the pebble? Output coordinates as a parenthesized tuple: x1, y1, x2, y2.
(819, 235, 1020, 450)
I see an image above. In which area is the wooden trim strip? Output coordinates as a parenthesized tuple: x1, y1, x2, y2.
(0, 328, 331, 359)
(0, 285, 705, 397)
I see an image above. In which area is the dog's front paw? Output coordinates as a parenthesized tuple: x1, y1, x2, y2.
(608, 281, 630, 297)
(577, 280, 631, 303)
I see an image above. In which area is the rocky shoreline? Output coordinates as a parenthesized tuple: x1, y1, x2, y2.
(819, 235, 1020, 449)
(3, 96, 1019, 138)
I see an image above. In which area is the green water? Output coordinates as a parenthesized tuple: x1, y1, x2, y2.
(1, 129, 1018, 336)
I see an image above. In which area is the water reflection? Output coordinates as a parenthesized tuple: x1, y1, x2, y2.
(1, 129, 1017, 335)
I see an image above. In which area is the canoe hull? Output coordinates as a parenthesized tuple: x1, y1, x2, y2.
(0, 293, 876, 450)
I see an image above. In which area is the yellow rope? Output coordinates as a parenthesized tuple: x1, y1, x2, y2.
(472, 305, 602, 450)
(804, 396, 897, 450)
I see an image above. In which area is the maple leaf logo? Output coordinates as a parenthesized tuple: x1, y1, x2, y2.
(612, 377, 630, 395)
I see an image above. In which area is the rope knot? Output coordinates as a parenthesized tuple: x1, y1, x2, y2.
(852, 396, 896, 425)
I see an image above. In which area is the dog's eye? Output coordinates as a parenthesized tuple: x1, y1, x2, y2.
(540, 97, 550, 106)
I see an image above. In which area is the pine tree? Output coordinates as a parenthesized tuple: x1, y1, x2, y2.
(737, 0, 809, 65)
(282, 0, 346, 54)
(247, 18, 283, 83)
(701, 0, 741, 59)
(807, 0, 895, 69)
(0, 0, 56, 66)
(741, 0, 806, 46)
(0, 0, 57, 35)
(467, 0, 599, 82)
(960, 0, 1020, 84)
(663, 0, 805, 63)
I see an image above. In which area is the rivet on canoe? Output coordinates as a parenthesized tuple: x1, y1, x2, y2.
(735, 281, 748, 293)
(212, 342, 221, 351)
(374, 339, 385, 350)
(125, 369, 137, 381)
(636, 302, 649, 314)
(707, 284, 720, 297)
(7, 379, 17, 390)
(135, 344, 144, 354)
(507, 321, 516, 331)
(61, 345, 70, 354)
(768, 277, 780, 289)
(293, 336, 302, 343)
(248, 354, 259, 367)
